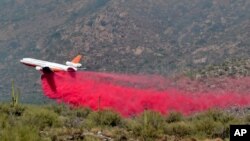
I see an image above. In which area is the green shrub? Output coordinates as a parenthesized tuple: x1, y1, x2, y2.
(22, 108, 62, 130)
(164, 121, 195, 137)
(0, 114, 8, 129)
(0, 104, 25, 116)
(166, 112, 183, 123)
(191, 109, 235, 123)
(64, 116, 84, 128)
(47, 104, 67, 115)
(47, 104, 71, 116)
(126, 119, 159, 140)
(126, 111, 165, 139)
(49, 104, 91, 118)
(194, 118, 224, 138)
(33, 112, 59, 129)
(112, 128, 129, 141)
(189, 110, 237, 138)
(72, 107, 91, 118)
(85, 110, 121, 128)
(0, 103, 249, 140)
(141, 111, 165, 130)
(245, 114, 250, 123)
(0, 124, 41, 141)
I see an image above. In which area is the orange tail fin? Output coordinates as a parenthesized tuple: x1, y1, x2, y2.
(71, 55, 82, 63)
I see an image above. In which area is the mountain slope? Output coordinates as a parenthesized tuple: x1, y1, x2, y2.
(47, 0, 250, 72)
(0, 0, 249, 102)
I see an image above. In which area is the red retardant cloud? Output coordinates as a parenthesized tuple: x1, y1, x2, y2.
(41, 71, 250, 117)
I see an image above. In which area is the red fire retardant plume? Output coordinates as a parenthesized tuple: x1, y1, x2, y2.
(41, 71, 250, 117)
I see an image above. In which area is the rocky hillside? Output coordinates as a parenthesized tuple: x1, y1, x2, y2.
(186, 58, 250, 79)
(174, 59, 250, 95)
(0, 0, 249, 102)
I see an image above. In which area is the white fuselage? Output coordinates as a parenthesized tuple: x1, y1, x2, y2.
(20, 58, 77, 71)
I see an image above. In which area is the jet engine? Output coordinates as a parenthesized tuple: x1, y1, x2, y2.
(35, 66, 42, 70)
(66, 61, 82, 68)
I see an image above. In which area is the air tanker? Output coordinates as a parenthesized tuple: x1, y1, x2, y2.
(20, 55, 82, 72)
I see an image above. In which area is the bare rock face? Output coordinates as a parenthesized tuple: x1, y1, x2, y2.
(133, 47, 144, 56)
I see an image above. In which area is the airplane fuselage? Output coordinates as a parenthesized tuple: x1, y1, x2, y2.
(20, 58, 77, 72)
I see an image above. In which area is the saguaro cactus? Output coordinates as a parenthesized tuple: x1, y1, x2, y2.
(11, 80, 20, 107)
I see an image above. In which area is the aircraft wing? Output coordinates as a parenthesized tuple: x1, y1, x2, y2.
(40, 66, 76, 73)
(36, 66, 60, 73)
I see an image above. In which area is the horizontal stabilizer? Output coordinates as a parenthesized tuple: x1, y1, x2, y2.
(66, 61, 82, 68)
(66, 55, 82, 68)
